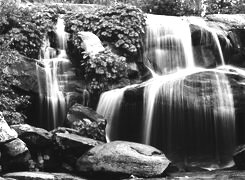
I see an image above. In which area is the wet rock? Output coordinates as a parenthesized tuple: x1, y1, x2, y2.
(76, 141, 170, 178)
(66, 103, 106, 142)
(0, 113, 18, 143)
(3, 172, 87, 180)
(1, 138, 31, 172)
(10, 124, 52, 148)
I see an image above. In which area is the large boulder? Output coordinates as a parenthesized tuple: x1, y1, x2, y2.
(76, 141, 170, 178)
(66, 103, 106, 142)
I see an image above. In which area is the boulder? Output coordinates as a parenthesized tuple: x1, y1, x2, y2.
(66, 103, 106, 142)
(206, 14, 245, 29)
(10, 124, 52, 148)
(5, 56, 47, 94)
(0, 113, 18, 143)
(52, 129, 104, 171)
(77, 31, 104, 56)
(3, 172, 87, 180)
(76, 141, 170, 178)
(2, 138, 29, 157)
(1, 138, 31, 172)
(53, 132, 103, 153)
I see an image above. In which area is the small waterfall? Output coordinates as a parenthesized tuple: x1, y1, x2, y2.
(36, 17, 69, 130)
(145, 14, 195, 74)
(96, 14, 237, 169)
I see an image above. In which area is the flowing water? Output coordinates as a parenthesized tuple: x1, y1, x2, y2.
(96, 14, 239, 169)
(36, 17, 68, 130)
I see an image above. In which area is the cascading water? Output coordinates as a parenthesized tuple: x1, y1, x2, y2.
(145, 14, 195, 74)
(96, 14, 237, 169)
(36, 17, 68, 130)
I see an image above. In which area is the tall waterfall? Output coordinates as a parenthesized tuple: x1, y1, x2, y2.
(97, 14, 236, 169)
(36, 17, 68, 130)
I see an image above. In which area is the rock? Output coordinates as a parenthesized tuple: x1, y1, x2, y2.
(3, 172, 87, 180)
(53, 132, 103, 153)
(5, 56, 47, 94)
(10, 124, 52, 148)
(2, 138, 29, 157)
(206, 14, 245, 29)
(53, 130, 104, 170)
(1, 138, 31, 172)
(77, 31, 104, 56)
(66, 103, 106, 142)
(0, 113, 18, 143)
(76, 141, 170, 178)
(233, 144, 245, 169)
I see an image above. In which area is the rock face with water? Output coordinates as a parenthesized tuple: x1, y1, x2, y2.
(76, 141, 170, 177)
(66, 103, 106, 142)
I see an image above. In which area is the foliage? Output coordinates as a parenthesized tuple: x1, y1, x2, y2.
(0, 2, 58, 59)
(68, 33, 128, 91)
(0, 50, 31, 125)
(65, 3, 145, 61)
(204, 0, 245, 14)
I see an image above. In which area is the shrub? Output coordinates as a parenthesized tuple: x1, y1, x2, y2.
(0, 3, 58, 59)
(68, 32, 128, 90)
(65, 3, 146, 61)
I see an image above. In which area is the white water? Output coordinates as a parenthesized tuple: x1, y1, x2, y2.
(36, 17, 68, 130)
(96, 14, 238, 168)
(145, 14, 195, 75)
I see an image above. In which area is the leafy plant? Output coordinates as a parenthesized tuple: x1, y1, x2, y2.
(0, 3, 58, 59)
(65, 3, 146, 61)
(68, 32, 128, 90)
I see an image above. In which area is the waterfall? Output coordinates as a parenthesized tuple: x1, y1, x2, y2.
(36, 17, 69, 130)
(145, 14, 195, 75)
(96, 14, 237, 169)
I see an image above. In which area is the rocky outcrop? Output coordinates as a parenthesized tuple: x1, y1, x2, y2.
(76, 141, 170, 178)
(66, 103, 106, 142)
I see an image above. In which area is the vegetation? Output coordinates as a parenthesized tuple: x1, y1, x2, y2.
(0, 49, 31, 125)
(66, 3, 145, 92)
(0, 1, 58, 59)
(65, 3, 146, 60)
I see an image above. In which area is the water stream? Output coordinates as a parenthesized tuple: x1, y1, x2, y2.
(36, 17, 68, 130)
